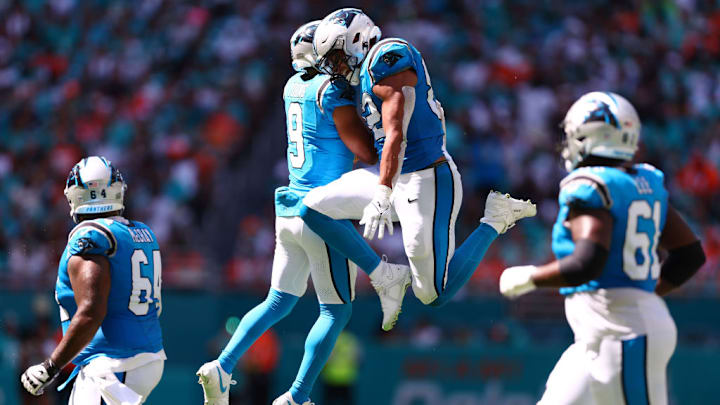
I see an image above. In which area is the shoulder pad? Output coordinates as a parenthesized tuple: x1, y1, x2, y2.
(366, 39, 416, 85)
(283, 73, 310, 100)
(67, 220, 117, 257)
(634, 163, 665, 184)
(559, 168, 613, 210)
(317, 76, 355, 116)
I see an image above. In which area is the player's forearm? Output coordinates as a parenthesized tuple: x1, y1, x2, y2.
(50, 310, 104, 368)
(530, 261, 569, 287)
(357, 149, 379, 165)
(333, 106, 379, 165)
(532, 239, 609, 287)
(379, 132, 402, 187)
(378, 93, 405, 187)
(351, 135, 378, 165)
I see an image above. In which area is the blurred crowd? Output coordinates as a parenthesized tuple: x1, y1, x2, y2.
(1, 0, 719, 295)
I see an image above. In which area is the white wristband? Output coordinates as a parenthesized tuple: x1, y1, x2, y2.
(375, 184, 392, 200)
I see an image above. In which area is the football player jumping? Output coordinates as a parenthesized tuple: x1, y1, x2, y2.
(21, 156, 165, 404)
(196, 21, 399, 405)
(499, 92, 706, 405)
(299, 8, 536, 330)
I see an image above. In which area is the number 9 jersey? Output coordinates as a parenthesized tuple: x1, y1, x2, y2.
(283, 72, 356, 196)
(552, 164, 668, 295)
(55, 217, 164, 367)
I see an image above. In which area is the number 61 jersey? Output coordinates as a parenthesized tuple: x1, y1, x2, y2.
(552, 164, 669, 295)
(55, 217, 164, 366)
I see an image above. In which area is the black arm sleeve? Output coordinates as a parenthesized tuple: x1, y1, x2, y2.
(659, 240, 705, 287)
(558, 239, 610, 286)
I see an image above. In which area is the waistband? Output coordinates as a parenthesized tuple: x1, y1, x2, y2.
(418, 158, 448, 171)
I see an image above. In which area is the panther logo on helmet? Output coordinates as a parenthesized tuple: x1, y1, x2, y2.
(582, 100, 620, 129)
(290, 20, 321, 72)
(327, 9, 358, 28)
(561, 92, 641, 172)
(293, 24, 317, 47)
(313, 8, 382, 85)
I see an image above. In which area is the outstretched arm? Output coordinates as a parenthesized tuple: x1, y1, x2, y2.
(21, 254, 110, 396)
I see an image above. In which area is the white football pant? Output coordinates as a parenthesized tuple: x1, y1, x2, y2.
(272, 216, 357, 304)
(538, 288, 677, 405)
(68, 352, 165, 405)
(303, 160, 463, 305)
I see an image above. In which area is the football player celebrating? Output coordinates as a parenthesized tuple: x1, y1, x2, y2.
(299, 8, 536, 329)
(21, 156, 165, 404)
(499, 92, 706, 405)
(196, 21, 393, 405)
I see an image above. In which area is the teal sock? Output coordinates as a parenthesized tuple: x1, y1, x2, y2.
(289, 303, 352, 403)
(217, 288, 298, 373)
(299, 205, 381, 274)
(431, 223, 498, 307)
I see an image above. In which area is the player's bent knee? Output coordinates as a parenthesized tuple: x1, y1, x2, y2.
(267, 288, 300, 318)
(410, 284, 438, 306)
(428, 293, 449, 307)
(406, 254, 438, 306)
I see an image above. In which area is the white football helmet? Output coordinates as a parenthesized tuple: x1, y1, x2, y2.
(313, 8, 381, 84)
(290, 20, 321, 72)
(561, 91, 641, 171)
(64, 156, 126, 223)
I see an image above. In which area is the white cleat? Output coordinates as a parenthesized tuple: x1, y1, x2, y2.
(196, 360, 236, 405)
(370, 259, 412, 331)
(272, 391, 315, 405)
(480, 191, 537, 234)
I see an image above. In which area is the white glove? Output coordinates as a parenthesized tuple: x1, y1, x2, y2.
(21, 359, 60, 396)
(499, 265, 538, 298)
(360, 185, 394, 240)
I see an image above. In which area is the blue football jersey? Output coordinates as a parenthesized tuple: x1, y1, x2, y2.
(55, 217, 163, 366)
(277, 72, 357, 216)
(359, 38, 446, 173)
(552, 164, 669, 294)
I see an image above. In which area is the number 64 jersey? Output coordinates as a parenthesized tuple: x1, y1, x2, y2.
(552, 164, 668, 295)
(55, 217, 164, 367)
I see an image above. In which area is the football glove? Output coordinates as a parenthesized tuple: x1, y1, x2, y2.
(360, 185, 394, 240)
(21, 358, 60, 396)
(499, 265, 538, 298)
